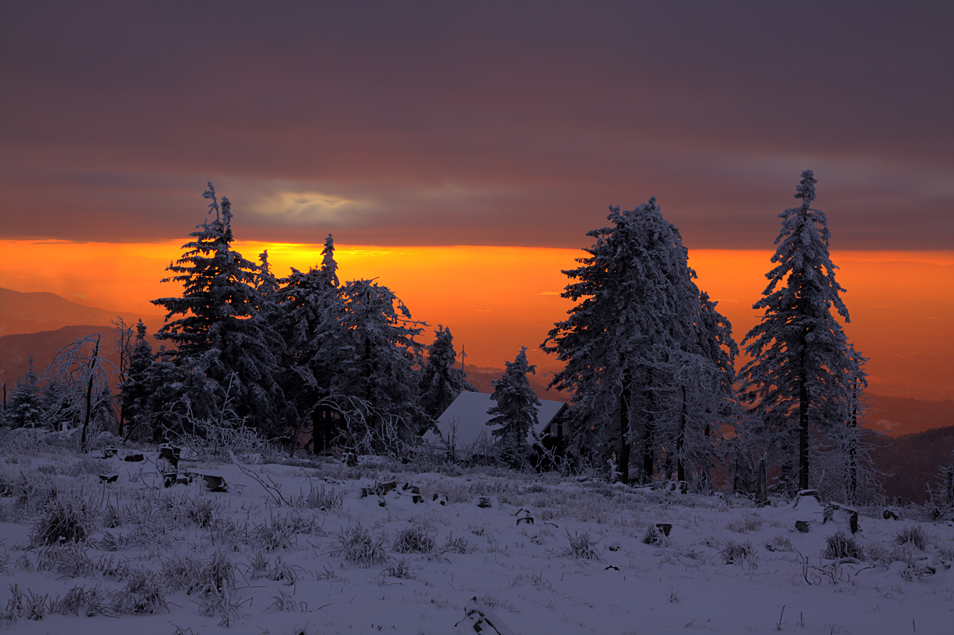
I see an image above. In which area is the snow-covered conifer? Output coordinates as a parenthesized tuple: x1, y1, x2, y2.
(740, 170, 863, 493)
(119, 320, 155, 440)
(487, 347, 540, 467)
(4, 356, 44, 428)
(276, 234, 348, 453)
(152, 184, 283, 434)
(420, 325, 475, 421)
(543, 198, 733, 484)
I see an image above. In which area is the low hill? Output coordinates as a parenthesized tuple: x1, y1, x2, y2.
(862, 394, 954, 437)
(0, 287, 145, 336)
(0, 325, 162, 389)
(869, 425, 954, 505)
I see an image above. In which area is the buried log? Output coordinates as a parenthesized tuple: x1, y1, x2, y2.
(455, 597, 515, 635)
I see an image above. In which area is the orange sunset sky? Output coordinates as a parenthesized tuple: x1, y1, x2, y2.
(1, 2, 952, 401)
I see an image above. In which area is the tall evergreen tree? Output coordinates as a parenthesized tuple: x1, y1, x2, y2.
(543, 198, 734, 484)
(152, 184, 283, 433)
(120, 320, 155, 440)
(740, 170, 862, 493)
(276, 234, 347, 453)
(420, 325, 474, 421)
(486, 347, 541, 467)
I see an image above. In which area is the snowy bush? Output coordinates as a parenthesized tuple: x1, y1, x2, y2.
(35, 542, 95, 578)
(334, 524, 388, 568)
(30, 492, 93, 546)
(386, 557, 414, 579)
(822, 531, 863, 560)
(251, 513, 312, 552)
(111, 569, 167, 615)
(564, 530, 602, 560)
(642, 524, 670, 546)
(0, 470, 57, 522)
(720, 540, 753, 565)
(894, 525, 929, 550)
(441, 533, 474, 554)
(50, 584, 109, 617)
(291, 481, 343, 510)
(393, 525, 435, 554)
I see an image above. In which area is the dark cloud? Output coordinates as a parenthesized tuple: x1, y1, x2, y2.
(1, 1, 951, 248)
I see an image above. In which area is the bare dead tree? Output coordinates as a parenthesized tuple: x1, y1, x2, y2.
(43, 334, 116, 451)
(111, 317, 134, 436)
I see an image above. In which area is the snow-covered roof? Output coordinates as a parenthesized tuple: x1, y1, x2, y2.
(426, 391, 566, 455)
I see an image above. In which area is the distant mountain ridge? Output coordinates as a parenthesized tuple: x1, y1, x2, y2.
(0, 287, 145, 336)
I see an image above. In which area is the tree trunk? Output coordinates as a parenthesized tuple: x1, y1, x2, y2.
(642, 367, 656, 485)
(618, 367, 632, 484)
(847, 383, 858, 503)
(798, 368, 810, 491)
(677, 383, 687, 483)
(81, 335, 101, 452)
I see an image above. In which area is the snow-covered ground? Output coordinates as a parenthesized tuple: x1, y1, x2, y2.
(1, 433, 952, 635)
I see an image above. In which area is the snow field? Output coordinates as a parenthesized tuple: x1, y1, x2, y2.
(1, 443, 952, 634)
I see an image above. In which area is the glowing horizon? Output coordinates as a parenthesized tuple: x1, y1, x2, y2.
(1, 239, 950, 401)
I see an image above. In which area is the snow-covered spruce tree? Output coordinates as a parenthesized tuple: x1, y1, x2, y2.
(486, 347, 541, 468)
(275, 234, 348, 454)
(543, 198, 735, 485)
(4, 355, 44, 428)
(119, 319, 156, 440)
(420, 325, 475, 421)
(332, 279, 426, 454)
(739, 170, 864, 494)
(152, 184, 284, 436)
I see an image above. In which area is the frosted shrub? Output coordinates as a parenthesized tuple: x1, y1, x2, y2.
(1, 584, 50, 624)
(642, 525, 670, 546)
(441, 533, 474, 554)
(393, 525, 435, 554)
(50, 584, 109, 617)
(292, 481, 343, 511)
(386, 556, 414, 579)
(895, 526, 929, 550)
(111, 569, 167, 615)
(563, 530, 602, 560)
(174, 495, 222, 529)
(35, 542, 94, 578)
(334, 524, 388, 568)
(721, 540, 753, 565)
(266, 556, 302, 585)
(252, 512, 320, 551)
(823, 531, 863, 560)
(0, 471, 57, 522)
(30, 492, 92, 546)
